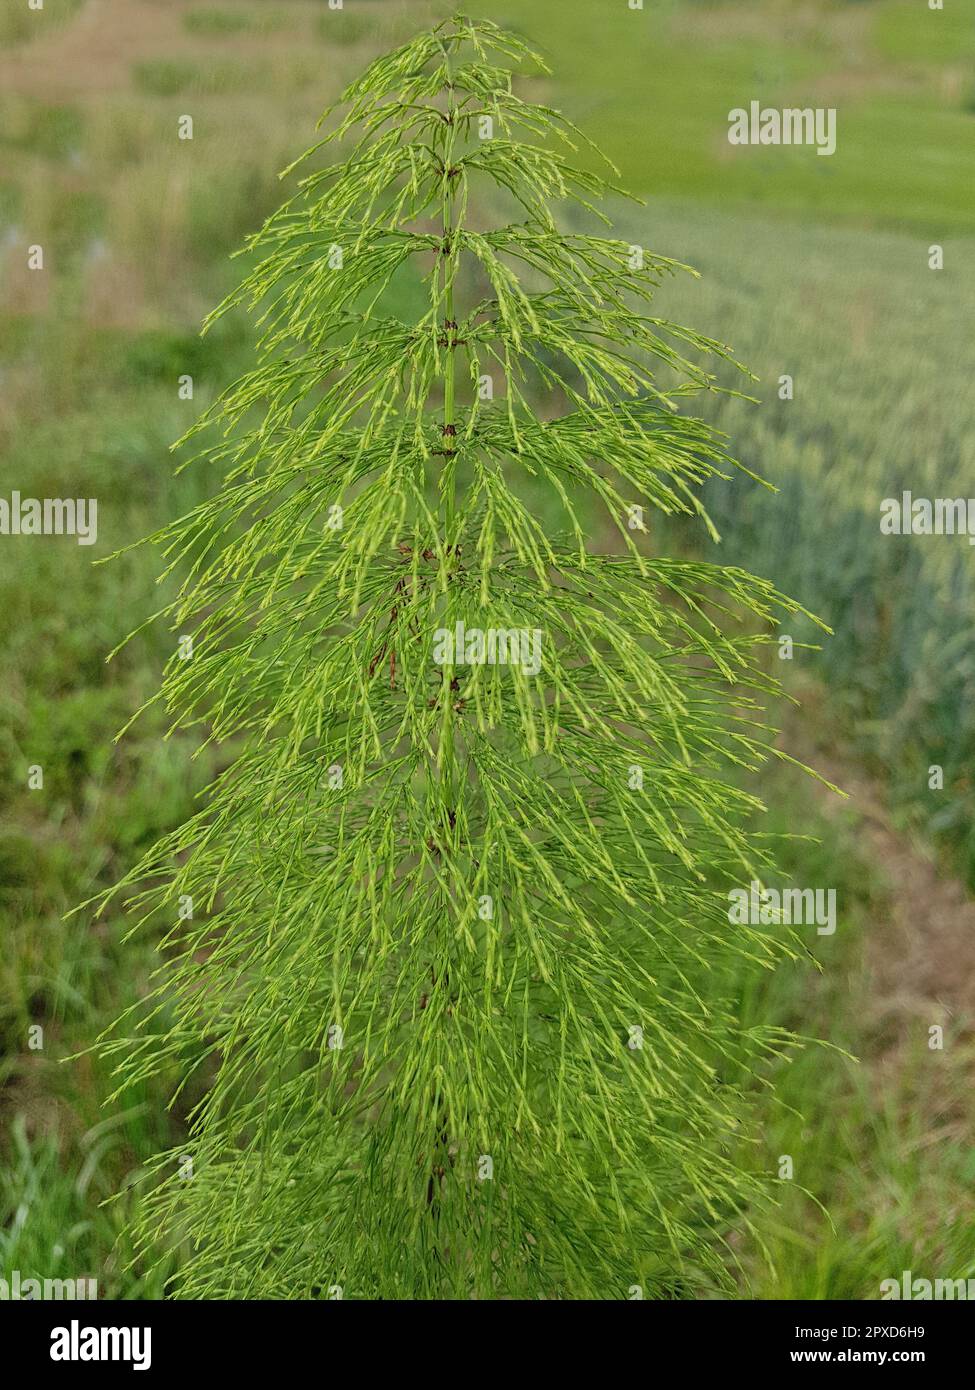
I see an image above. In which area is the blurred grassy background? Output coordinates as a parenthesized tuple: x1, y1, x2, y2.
(1, 0, 973, 1298)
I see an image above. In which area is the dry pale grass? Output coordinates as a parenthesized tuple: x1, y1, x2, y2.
(781, 683, 975, 1043)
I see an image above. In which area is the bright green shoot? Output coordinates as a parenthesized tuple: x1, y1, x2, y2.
(89, 13, 824, 1300)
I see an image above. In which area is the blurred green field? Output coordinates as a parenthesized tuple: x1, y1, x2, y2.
(1, 0, 974, 1298)
(637, 202, 975, 878)
(494, 0, 975, 233)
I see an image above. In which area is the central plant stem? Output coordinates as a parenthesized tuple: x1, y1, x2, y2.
(426, 60, 460, 1224)
(438, 67, 460, 817)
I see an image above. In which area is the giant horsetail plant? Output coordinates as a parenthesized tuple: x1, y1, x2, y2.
(89, 14, 825, 1299)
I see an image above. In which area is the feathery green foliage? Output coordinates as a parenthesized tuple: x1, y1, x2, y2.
(88, 13, 824, 1299)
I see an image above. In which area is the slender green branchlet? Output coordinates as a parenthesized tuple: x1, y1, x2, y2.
(90, 14, 826, 1299)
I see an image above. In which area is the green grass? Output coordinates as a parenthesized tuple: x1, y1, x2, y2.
(724, 752, 975, 1298)
(613, 196, 975, 882)
(488, 0, 975, 233)
(875, 0, 974, 64)
(0, 1115, 172, 1300)
(0, 103, 85, 161)
(0, 0, 83, 45)
(183, 6, 287, 37)
(0, 366, 243, 1297)
(317, 12, 373, 46)
(132, 59, 266, 98)
(316, 4, 419, 47)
